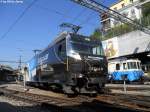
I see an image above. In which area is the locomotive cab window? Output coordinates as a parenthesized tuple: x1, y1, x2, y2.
(69, 35, 104, 56)
(92, 46, 104, 56)
(58, 44, 66, 58)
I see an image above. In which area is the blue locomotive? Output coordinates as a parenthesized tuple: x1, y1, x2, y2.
(26, 32, 107, 94)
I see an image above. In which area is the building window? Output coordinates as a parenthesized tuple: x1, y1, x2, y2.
(130, 0, 133, 3)
(131, 9, 135, 15)
(131, 9, 136, 19)
(114, 7, 117, 10)
(122, 12, 129, 17)
(121, 3, 125, 8)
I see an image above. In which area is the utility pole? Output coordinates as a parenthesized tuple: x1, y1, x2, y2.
(18, 55, 22, 71)
(24, 66, 28, 91)
(18, 49, 23, 72)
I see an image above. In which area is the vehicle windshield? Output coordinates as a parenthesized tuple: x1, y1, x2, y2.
(127, 62, 140, 69)
(69, 35, 104, 56)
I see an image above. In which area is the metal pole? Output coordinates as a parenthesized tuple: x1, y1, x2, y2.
(24, 67, 27, 91)
(19, 55, 22, 70)
(123, 79, 127, 94)
(67, 56, 69, 71)
(17, 55, 22, 83)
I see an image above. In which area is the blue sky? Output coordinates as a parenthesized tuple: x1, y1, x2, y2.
(0, 0, 117, 68)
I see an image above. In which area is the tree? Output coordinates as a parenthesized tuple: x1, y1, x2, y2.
(142, 2, 150, 17)
(90, 28, 102, 41)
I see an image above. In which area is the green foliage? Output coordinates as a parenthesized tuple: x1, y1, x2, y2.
(103, 24, 136, 40)
(90, 2, 150, 41)
(90, 24, 136, 41)
(90, 28, 102, 41)
(142, 2, 150, 17)
(141, 15, 150, 27)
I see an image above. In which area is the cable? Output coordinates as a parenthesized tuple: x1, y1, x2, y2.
(59, 2, 74, 22)
(31, 0, 97, 27)
(79, 12, 95, 26)
(70, 0, 150, 35)
(0, 0, 38, 41)
(71, 8, 87, 23)
(0, 60, 26, 63)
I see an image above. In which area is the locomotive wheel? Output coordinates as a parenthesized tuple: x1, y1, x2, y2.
(96, 83, 105, 94)
(63, 85, 74, 94)
(89, 93, 97, 97)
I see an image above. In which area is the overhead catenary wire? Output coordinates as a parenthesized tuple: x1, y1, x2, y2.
(32, 1, 97, 26)
(0, 0, 38, 41)
(70, 0, 150, 35)
(0, 60, 26, 63)
(71, 8, 87, 23)
(0, 0, 97, 42)
(79, 11, 95, 26)
(0, 0, 100, 67)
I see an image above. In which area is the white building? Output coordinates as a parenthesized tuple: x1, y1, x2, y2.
(100, 0, 149, 30)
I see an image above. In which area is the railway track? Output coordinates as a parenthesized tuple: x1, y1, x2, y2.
(96, 94, 150, 111)
(0, 87, 149, 112)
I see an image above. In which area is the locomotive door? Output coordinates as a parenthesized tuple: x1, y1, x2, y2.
(54, 38, 68, 83)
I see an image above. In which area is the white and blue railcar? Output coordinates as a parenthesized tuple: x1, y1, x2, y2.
(108, 59, 144, 82)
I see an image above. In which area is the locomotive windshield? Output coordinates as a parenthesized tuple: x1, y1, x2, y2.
(68, 34, 104, 56)
(71, 41, 104, 56)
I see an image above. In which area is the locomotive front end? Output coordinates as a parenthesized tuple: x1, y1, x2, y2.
(66, 34, 107, 93)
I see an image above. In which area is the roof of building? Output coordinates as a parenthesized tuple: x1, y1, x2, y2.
(0, 65, 14, 72)
(110, 0, 124, 7)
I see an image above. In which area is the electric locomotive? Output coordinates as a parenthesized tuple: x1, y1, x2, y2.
(26, 32, 107, 94)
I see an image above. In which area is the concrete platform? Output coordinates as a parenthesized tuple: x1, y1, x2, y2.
(106, 84, 150, 88)
(106, 84, 150, 96)
(110, 89, 150, 96)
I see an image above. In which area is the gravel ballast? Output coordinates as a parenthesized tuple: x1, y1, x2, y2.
(0, 96, 52, 112)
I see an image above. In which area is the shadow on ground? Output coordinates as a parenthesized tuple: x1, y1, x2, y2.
(0, 99, 142, 112)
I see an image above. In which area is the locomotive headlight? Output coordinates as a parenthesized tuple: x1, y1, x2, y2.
(79, 74, 83, 78)
(69, 50, 81, 60)
(73, 53, 81, 60)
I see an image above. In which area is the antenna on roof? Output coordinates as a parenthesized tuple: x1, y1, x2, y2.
(59, 23, 81, 33)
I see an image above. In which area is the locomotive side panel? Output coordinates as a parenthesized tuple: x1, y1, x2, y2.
(27, 38, 69, 85)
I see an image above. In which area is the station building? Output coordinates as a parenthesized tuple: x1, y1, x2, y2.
(102, 30, 150, 73)
(0, 65, 15, 81)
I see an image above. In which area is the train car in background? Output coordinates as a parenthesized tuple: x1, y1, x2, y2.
(26, 31, 107, 94)
(108, 59, 144, 82)
(141, 63, 150, 81)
